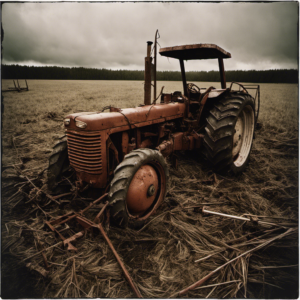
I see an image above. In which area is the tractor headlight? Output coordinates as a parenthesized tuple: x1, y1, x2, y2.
(75, 120, 87, 129)
(64, 118, 70, 126)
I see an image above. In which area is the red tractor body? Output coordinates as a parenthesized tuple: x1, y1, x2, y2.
(49, 35, 260, 227)
(64, 102, 186, 188)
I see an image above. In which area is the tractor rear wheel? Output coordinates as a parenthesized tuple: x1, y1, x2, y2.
(203, 94, 255, 174)
(108, 149, 169, 228)
(47, 136, 70, 189)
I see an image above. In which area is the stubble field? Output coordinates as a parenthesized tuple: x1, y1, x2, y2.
(1, 79, 298, 298)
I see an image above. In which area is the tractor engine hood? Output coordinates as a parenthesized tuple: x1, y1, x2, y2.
(64, 102, 186, 132)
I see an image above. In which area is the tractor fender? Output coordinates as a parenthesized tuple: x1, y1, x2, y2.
(197, 88, 230, 127)
(207, 88, 228, 98)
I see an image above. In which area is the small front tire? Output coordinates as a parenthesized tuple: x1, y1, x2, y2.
(108, 149, 169, 228)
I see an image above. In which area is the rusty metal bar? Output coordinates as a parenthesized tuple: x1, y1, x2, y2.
(80, 193, 108, 214)
(48, 214, 77, 227)
(93, 201, 109, 223)
(144, 41, 153, 105)
(153, 30, 159, 102)
(202, 207, 284, 228)
(218, 58, 226, 89)
(179, 59, 188, 96)
(63, 231, 84, 246)
(97, 223, 143, 298)
(45, 220, 77, 251)
(48, 194, 107, 227)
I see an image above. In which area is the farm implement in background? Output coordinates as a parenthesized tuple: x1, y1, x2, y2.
(2, 79, 29, 92)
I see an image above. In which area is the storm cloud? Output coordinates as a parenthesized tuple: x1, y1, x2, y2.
(2, 2, 298, 71)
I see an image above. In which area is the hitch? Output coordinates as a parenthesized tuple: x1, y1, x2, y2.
(44, 193, 142, 298)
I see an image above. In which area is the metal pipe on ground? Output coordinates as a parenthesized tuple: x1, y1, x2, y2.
(97, 223, 143, 298)
(202, 207, 286, 228)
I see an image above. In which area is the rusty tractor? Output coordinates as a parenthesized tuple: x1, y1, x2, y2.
(48, 32, 260, 228)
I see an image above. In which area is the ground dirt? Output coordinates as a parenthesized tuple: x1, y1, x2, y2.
(1, 80, 298, 298)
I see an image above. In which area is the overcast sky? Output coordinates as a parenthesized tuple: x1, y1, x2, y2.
(2, 2, 298, 72)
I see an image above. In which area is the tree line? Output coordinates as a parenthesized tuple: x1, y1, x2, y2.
(2, 64, 298, 83)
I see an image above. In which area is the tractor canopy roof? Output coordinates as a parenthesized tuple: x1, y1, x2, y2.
(159, 43, 231, 60)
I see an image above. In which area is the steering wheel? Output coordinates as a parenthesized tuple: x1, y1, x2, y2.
(187, 83, 201, 94)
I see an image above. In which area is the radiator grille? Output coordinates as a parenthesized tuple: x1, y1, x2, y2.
(66, 131, 102, 174)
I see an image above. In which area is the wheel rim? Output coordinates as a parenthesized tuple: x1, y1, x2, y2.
(126, 163, 166, 219)
(232, 105, 254, 167)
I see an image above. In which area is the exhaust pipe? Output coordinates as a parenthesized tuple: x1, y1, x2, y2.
(144, 41, 153, 105)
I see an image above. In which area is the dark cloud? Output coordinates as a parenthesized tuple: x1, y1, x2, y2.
(2, 2, 298, 71)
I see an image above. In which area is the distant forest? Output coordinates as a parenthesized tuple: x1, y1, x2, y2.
(2, 64, 298, 83)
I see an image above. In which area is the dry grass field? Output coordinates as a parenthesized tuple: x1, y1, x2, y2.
(2, 79, 298, 298)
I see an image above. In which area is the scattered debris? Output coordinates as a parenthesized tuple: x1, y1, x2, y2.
(176, 228, 296, 297)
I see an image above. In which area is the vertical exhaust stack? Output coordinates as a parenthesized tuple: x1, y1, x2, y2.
(144, 41, 153, 105)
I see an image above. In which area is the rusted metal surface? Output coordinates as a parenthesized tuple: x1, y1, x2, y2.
(66, 130, 103, 174)
(66, 130, 107, 188)
(121, 131, 129, 158)
(65, 101, 187, 188)
(144, 41, 153, 105)
(197, 89, 211, 121)
(179, 59, 188, 97)
(63, 231, 84, 246)
(159, 43, 231, 60)
(162, 93, 172, 104)
(140, 138, 152, 148)
(107, 136, 119, 166)
(126, 160, 167, 222)
(218, 58, 227, 89)
(97, 223, 143, 298)
(45, 192, 141, 298)
(94, 201, 109, 223)
(136, 128, 142, 148)
(81, 193, 108, 214)
(157, 131, 203, 157)
(126, 165, 159, 215)
(45, 194, 108, 250)
(45, 218, 78, 251)
(153, 30, 159, 102)
(65, 103, 185, 132)
(60, 36, 258, 215)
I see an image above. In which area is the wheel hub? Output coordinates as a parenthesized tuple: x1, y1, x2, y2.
(233, 105, 255, 167)
(147, 184, 156, 197)
(126, 165, 159, 215)
(232, 116, 244, 158)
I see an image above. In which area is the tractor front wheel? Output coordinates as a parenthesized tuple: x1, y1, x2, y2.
(108, 149, 169, 228)
(203, 94, 255, 174)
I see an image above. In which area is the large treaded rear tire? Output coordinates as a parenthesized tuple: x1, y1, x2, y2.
(47, 136, 70, 189)
(108, 149, 169, 228)
(203, 93, 255, 174)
